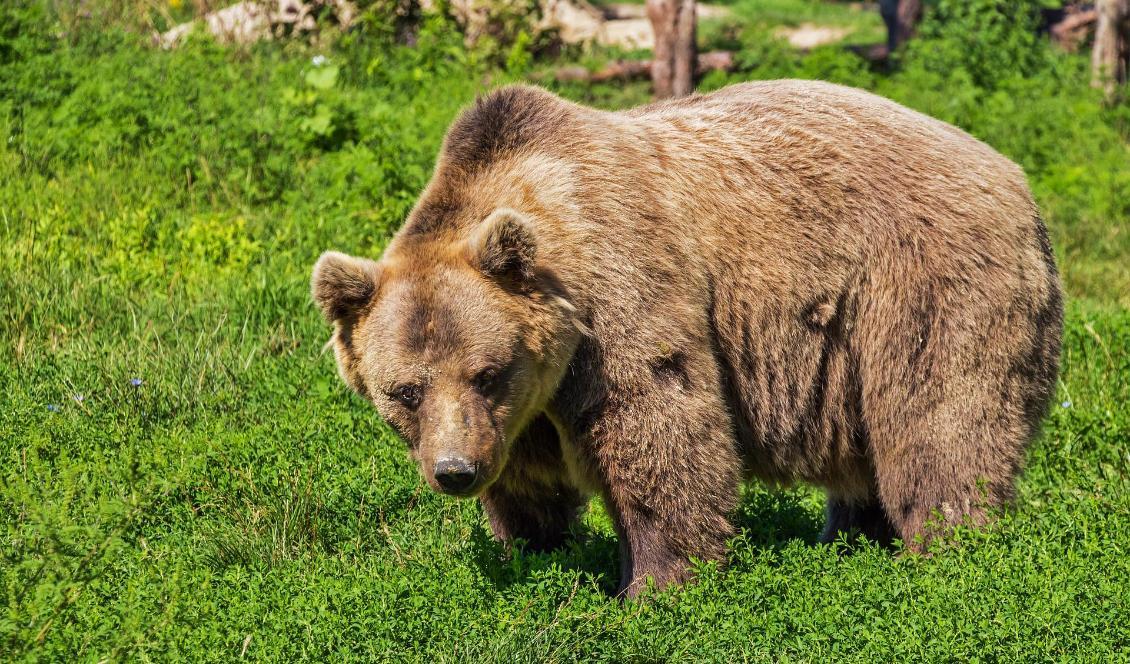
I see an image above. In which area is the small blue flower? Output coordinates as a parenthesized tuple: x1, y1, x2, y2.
(130, 378, 143, 387)
(1061, 400, 1072, 409)
(311, 54, 327, 66)
(72, 394, 85, 403)
(46, 404, 60, 412)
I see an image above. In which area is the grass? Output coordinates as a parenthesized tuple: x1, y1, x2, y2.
(724, 0, 885, 42)
(2, 1, 1129, 660)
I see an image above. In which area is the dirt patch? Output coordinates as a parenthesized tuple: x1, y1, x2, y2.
(595, 3, 731, 49)
(773, 23, 852, 50)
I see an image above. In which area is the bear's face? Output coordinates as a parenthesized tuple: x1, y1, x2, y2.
(312, 209, 583, 497)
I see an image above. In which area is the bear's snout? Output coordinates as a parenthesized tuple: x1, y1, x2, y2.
(433, 457, 478, 495)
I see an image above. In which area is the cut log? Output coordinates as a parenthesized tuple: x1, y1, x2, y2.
(773, 23, 852, 50)
(536, 0, 606, 45)
(1050, 8, 1098, 52)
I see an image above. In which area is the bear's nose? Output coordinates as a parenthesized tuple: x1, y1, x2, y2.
(434, 457, 477, 494)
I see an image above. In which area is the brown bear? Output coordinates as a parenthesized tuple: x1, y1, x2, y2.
(311, 80, 1063, 597)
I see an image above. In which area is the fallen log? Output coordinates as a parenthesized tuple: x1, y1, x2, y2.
(1050, 8, 1098, 52)
(550, 50, 734, 83)
(158, 0, 355, 47)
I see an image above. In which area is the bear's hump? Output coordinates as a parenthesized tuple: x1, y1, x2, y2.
(441, 85, 573, 176)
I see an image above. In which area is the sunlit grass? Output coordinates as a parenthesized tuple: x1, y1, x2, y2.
(2, 1, 1128, 660)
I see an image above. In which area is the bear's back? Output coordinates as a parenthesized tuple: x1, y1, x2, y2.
(617, 80, 1033, 240)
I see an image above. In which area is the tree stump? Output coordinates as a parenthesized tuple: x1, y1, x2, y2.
(879, 0, 921, 54)
(1092, 0, 1130, 98)
(647, 0, 696, 98)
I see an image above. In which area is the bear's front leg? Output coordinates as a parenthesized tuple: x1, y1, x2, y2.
(589, 361, 743, 597)
(480, 478, 586, 552)
(479, 414, 588, 552)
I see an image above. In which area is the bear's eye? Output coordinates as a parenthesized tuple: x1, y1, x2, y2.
(473, 367, 500, 395)
(389, 384, 421, 410)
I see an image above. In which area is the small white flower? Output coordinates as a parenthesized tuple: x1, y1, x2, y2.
(311, 55, 327, 66)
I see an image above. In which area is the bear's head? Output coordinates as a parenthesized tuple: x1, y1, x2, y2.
(312, 208, 584, 497)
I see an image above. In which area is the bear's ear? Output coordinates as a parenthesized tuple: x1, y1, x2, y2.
(465, 208, 537, 287)
(311, 251, 383, 323)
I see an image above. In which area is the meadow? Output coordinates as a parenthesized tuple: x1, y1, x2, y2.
(1, 0, 1128, 660)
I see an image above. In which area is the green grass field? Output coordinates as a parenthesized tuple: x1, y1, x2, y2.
(2, 1, 1128, 660)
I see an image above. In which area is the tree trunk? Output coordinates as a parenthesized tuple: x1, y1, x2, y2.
(647, 0, 675, 98)
(895, 0, 921, 47)
(879, 0, 921, 54)
(647, 0, 696, 98)
(673, 0, 697, 97)
(1092, 0, 1130, 98)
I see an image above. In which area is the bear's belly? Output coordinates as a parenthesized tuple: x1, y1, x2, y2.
(713, 294, 871, 495)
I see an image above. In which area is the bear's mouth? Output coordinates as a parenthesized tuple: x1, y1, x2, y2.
(423, 428, 510, 498)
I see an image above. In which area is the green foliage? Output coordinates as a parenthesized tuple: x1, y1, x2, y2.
(202, 472, 327, 570)
(2, 1, 1128, 660)
(724, 0, 886, 43)
(909, 0, 1064, 89)
(0, 1, 54, 65)
(283, 61, 361, 148)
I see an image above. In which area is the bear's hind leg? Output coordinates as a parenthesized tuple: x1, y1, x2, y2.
(864, 374, 1025, 551)
(871, 450, 1000, 552)
(820, 495, 898, 546)
(857, 240, 1058, 550)
(861, 323, 1037, 550)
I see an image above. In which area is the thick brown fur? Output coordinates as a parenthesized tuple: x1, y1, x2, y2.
(312, 81, 1063, 597)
